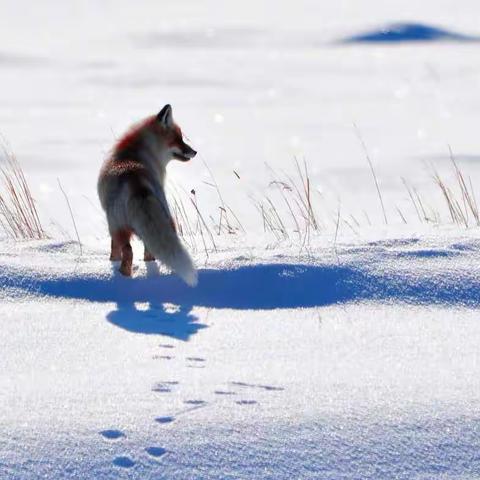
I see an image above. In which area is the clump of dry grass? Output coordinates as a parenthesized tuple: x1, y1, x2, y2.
(104, 134, 480, 259)
(252, 193, 290, 241)
(402, 177, 439, 224)
(253, 157, 321, 243)
(167, 183, 219, 259)
(190, 188, 218, 256)
(431, 147, 480, 228)
(165, 147, 480, 261)
(6, 132, 480, 256)
(0, 145, 46, 240)
(200, 157, 244, 236)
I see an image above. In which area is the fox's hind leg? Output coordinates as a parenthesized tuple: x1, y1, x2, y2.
(112, 229, 133, 276)
(144, 246, 155, 262)
(110, 237, 122, 261)
(120, 243, 133, 276)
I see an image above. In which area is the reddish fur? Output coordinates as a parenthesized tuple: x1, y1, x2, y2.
(111, 228, 134, 276)
(114, 116, 155, 153)
(102, 159, 144, 177)
(111, 228, 133, 258)
(113, 117, 183, 155)
(113, 228, 133, 245)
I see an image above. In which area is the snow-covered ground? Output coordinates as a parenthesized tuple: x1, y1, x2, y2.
(2, 0, 480, 478)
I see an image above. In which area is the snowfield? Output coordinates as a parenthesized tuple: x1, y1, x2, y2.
(3, 235, 480, 479)
(2, 0, 480, 478)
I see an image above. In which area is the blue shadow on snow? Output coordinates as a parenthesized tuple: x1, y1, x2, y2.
(3, 261, 480, 340)
(341, 22, 479, 44)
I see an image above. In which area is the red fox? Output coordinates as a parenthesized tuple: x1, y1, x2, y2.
(98, 105, 198, 286)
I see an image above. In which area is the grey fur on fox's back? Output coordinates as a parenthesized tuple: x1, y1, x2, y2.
(97, 104, 198, 286)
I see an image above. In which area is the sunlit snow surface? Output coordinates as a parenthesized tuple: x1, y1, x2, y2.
(2, 0, 480, 478)
(2, 236, 480, 479)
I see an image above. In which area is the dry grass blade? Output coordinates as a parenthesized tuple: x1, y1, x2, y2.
(449, 146, 480, 226)
(251, 196, 285, 241)
(402, 177, 423, 223)
(413, 187, 429, 223)
(201, 155, 243, 234)
(0, 146, 47, 240)
(295, 157, 318, 230)
(354, 124, 388, 224)
(57, 178, 82, 255)
(265, 158, 321, 242)
(333, 203, 341, 258)
(396, 206, 407, 224)
(190, 190, 218, 254)
(168, 183, 197, 252)
(432, 168, 467, 227)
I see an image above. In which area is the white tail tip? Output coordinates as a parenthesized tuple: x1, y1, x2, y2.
(181, 268, 198, 287)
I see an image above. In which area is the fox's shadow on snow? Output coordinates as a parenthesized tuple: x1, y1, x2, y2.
(102, 263, 204, 341)
(4, 247, 480, 341)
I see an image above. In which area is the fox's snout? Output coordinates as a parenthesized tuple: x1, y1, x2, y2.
(181, 142, 197, 159)
(172, 140, 197, 162)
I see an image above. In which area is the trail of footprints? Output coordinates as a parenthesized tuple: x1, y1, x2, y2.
(102, 342, 284, 469)
(100, 428, 166, 469)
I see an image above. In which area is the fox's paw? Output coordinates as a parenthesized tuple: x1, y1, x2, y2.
(119, 263, 132, 277)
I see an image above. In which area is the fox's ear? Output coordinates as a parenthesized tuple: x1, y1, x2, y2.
(157, 104, 173, 128)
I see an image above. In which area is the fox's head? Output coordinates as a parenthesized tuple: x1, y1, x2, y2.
(151, 104, 197, 163)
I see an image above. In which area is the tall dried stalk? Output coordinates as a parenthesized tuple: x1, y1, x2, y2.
(57, 179, 82, 256)
(263, 158, 321, 242)
(449, 146, 480, 226)
(201, 155, 244, 235)
(0, 146, 46, 240)
(354, 124, 388, 224)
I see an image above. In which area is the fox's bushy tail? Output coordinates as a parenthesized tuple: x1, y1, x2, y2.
(128, 194, 197, 287)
